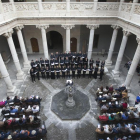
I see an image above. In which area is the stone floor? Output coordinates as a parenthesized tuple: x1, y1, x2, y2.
(0, 53, 140, 140)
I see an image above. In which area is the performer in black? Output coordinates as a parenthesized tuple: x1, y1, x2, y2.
(40, 58, 45, 67)
(45, 58, 49, 67)
(67, 65, 70, 78)
(75, 58, 78, 68)
(77, 65, 81, 79)
(30, 60, 36, 71)
(72, 65, 76, 79)
(101, 60, 105, 67)
(96, 58, 100, 67)
(45, 67, 50, 79)
(71, 58, 75, 68)
(83, 65, 87, 78)
(56, 66, 60, 79)
(89, 59, 94, 68)
(62, 66, 66, 79)
(35, 67, 40, 80)
(94, 66, 98, 79)
(30, 68, 36, 82)
(50, 53, 55, 60)
(60, 57, 64, 69)
(54, 58, 59, 68)
(100, 67, 104, 81)
(84, 57, 88, 68)
(65, 57, 69, 68)
(51, 66, 55, 79)
(79, 58, 83, 68)
(88, 65, 93, 78)
(40, 67, 45, 78)
(35, 59, 40, 69)
(50, 58, 54, 68)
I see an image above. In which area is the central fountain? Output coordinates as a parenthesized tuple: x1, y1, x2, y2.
(65, 85, 75, 108)
(51, 80, 90, 120)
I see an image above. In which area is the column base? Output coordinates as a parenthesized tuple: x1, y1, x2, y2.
(23, 61, 30, 68)
(112, 70, 120, 77)
(105, 60, 112, 66)
(16, 71, 25, 80)
(7, 86, 16, 97)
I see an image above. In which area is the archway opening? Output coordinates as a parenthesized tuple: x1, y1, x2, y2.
(70, 37, 77, 52)
(46, 31, 63, 52)
(30, 38, 39, 52)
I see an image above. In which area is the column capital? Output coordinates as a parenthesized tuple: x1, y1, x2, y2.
(3, 30, 13, 38)
(123, 30, 131, 37)
(111, 25, 120, 30)
(14, 25, 24, 31)
(61, 25, 75, 30)
(136, 37, 140, 45)
(36, 25, 49, 30)
(86, 24, 99, 30)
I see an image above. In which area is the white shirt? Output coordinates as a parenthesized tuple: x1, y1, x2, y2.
(32, 106, 39, 113)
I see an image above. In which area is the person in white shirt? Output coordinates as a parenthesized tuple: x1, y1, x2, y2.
(32, 105, 39, 113)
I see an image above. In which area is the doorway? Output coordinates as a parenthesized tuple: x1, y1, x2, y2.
(70, 38, 77, 52)
(30, 38, 39, 52)
(46, 31, 63, 52)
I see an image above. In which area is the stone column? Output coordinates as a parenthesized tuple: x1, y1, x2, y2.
(105, 25, 120, 66)
(36, 25, 49, 59)
(38, 0, 43, 12)
(87, 24, 99, 61)
(15, 25, 30, 68)
(125, 38, 140, 89)
(61, 25, 75, 53)
(3, 30, 25, 80)
(66, 0, 70, 16)
(112, 30, 131, 77)
(0, 53, 16, 96)
(94, 0, 98, 12)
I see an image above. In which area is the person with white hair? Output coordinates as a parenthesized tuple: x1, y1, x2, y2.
(28, 130, 37, 138)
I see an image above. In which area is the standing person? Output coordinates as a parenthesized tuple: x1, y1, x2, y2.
(50, 53, 55, 60)
(88, 65, 93, 78)
(79, 58, 83, 68)
(50, 58, 54, 68)
(89, 59, 94, 68)
(72, 65, 76, 79)
(60, 57, 64, 69)
(94, 66, 98, 79)
(100, 67, 104, 81)
(35, 67, 40, 80)
(84, 57, 88, 68)
(68, 51, 72, 61)
(45, 58, 49, 67)
(77, 51, 82, 62)
(101, 60, 105, 67)
(40, 67, 45, 78)
(45, 67, 50, 79)
(96, 58, 100, 67)
(75, 58, 78, 68)
(35, 59, 40, 69)
(54, 58, 59, 68)
(50, 66, 55, 79)
(30, 60, 36, 71)
(82, 65, 87, 78)
(67, 65, 71, 78)
(40, 58, 45, 67)
(65, 57, 69, 68)
(71, 58, 75, 68)
(30, 68, 36, 83)
(56, 66, 60, 79)
(77, 65, 81, 79)
(55, 52, 59, 61)
(62, 66, 66, 79)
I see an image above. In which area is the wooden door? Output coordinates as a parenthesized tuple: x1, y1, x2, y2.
(70, 38, 77, 52)
(30, 38, 39, 52)
(82, 40, 86, 53)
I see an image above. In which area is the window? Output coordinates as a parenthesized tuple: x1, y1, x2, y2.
(58, 0, 62, 2)
(76, 0, 80, 2)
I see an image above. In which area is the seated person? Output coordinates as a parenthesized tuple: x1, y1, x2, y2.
(6, 96, 14, 104)
(28, 130, 37, 138)
(96, 86, 103, 95)
(19, 130, 29, 139)
(18, 118, 26, 126)
(96, 95, 106, 101)
(122, 89, 128, 99)
(115, 112, 122, 121)
(0, 131, 10, 140)
(32, 116, 41, 124)
(115, 84, 126, 92)
(101, 104, 108, 110)
(122, 102, 127, 109)
(118, 123, 129, 134)
(103, 86, 109, 93)
(32, 96, 41, 105)
(0, 100, 7, 107)
(10, 107, 18, 113)
(113, 92, 122, 98)
(95, 126, 104, 134)
(25, 105, 32, 113)
(98, 115, 108, 121)
(108, 85, 114, 93)
(37, 125, 47, 137)
(108, 114, 115, 121)
(25, 97, 33, 103)
(14, 96, 20, 104)
(128, 124, 136, 134)
(32, 105, 39, 113)
(103, 125, 113, 134)
(135, 93, 140, 104)
(108, 102, 116, 109)
(1, 107, 10, 115)
(26, 116, 34, 124)
(12, 130, 20, 139)
(122, 112, 129, 120)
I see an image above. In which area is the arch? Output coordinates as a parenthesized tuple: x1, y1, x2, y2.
(30, 38, 39, 52)
(70, 37, 77, 52)
(46, 31, 63, 52)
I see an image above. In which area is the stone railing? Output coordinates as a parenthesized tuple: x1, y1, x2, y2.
(0, 2, 140, 26)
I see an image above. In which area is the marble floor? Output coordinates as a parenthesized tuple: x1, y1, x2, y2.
(0, 53, 140, 140)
